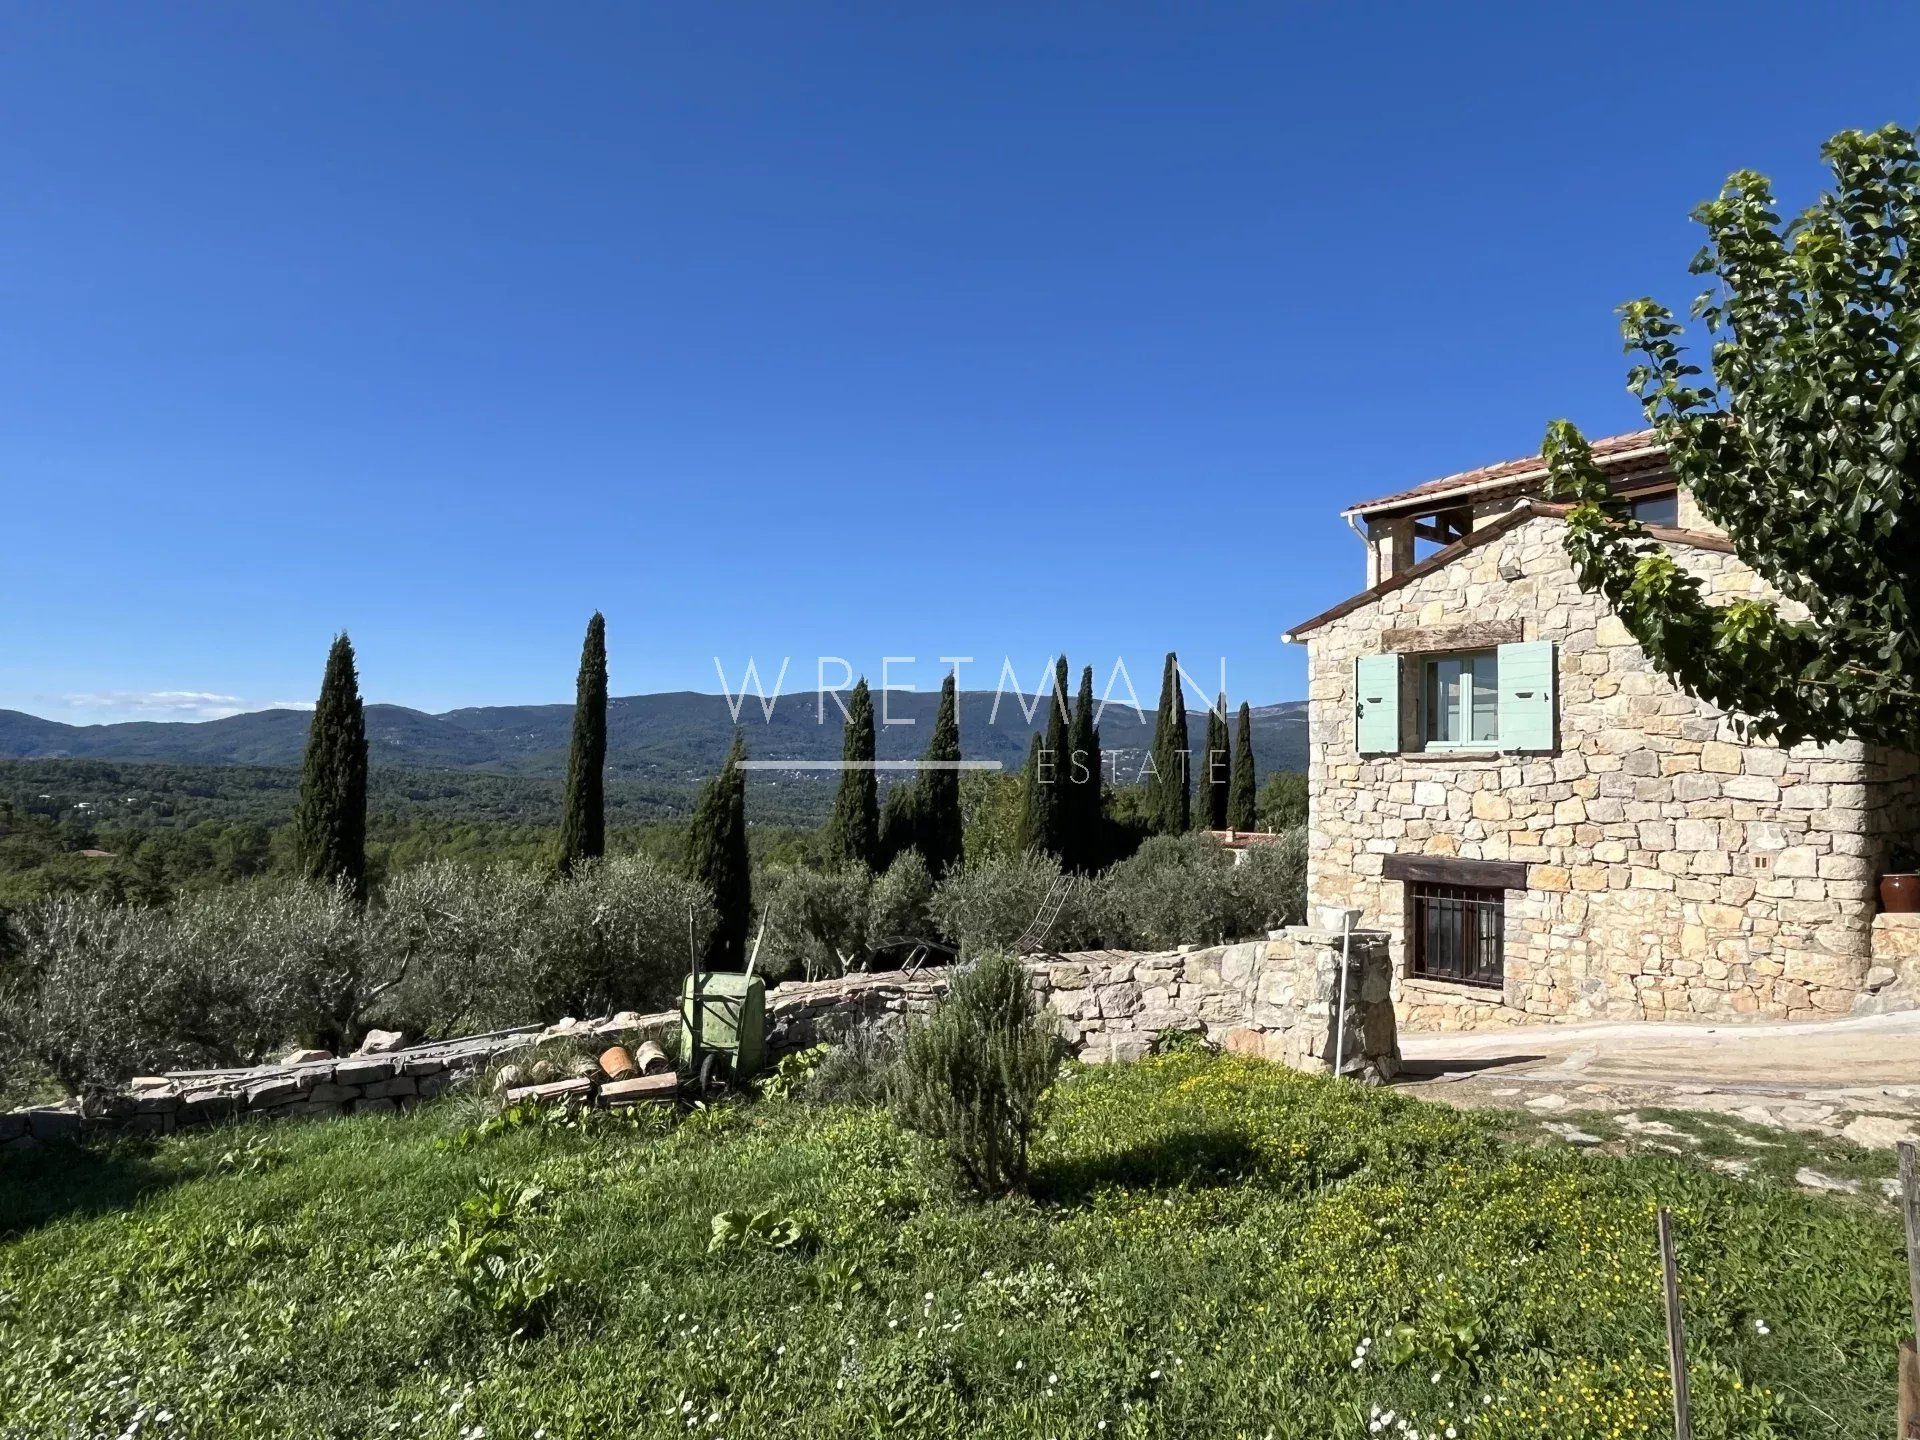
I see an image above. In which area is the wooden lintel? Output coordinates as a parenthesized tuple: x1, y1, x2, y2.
(1380, 620, 1526, 655)
(1383, 853, 1531, 890)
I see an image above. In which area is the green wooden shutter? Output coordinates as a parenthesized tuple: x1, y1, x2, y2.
(1354, 654, 1401, 755)
(1497, 641, 1556, 751)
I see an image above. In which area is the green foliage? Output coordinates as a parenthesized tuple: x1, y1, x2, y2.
(958, 768, 1023, 866)
(822, 678, 880, 871)
(293, 634, 368, 901)
(707, 1205, 819, 1253)
(0, 858, 715, 1098)
(1145, 652, 1191, 835)
(1227, 701, 1258, 830)
(556, 612, 608, 877)
(0, 1055, 1908, 1437)
(1149, 1026, 1216, 1056)
(867, 849, 935, 960)
(875, 779, 923, 871)
(1256, 770, 1309, 831)
(1036, 658, 1074, 859)
(431, 1178, 564, 1338)
(757, 864, 870, 981)
(927, 831, 1307, 957)
(0, 880, 408, 1096)
(917, 674, 965, 877)
(800, 1020, 901, 1106)
(758, 1044, 830, 1101)
(1200, 699, 1230, 830)
(1104, 834, 1246, 950)
(1544, 123, 1920, 751)
(927, 851, 1102, 956)
(687, 732, 752, 969)
(1065, 664, 1103, 873)
(890, 951, 1063, 1195)
(1014, 730, 1050, 858)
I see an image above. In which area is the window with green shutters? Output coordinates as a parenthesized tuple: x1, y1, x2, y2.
(1356, 641, 1556, 755)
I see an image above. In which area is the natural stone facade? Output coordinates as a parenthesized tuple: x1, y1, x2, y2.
(1293, 504, 1920, 1030)
(2, 937, 1401, 1147)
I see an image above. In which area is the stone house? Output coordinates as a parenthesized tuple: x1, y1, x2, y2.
(1283, 430, 1920, 1031)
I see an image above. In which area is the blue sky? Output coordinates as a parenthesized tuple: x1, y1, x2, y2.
(4, 3, 1916, 724)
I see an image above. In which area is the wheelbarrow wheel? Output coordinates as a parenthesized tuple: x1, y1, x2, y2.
(697, 1051, 730, 1098)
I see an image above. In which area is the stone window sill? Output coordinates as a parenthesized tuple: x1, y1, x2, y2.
(1399, 975, 1511, 1005)
(1391, 750, 1510, 765)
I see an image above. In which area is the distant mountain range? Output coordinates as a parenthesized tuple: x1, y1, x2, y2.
(0, 691, 1309, 786)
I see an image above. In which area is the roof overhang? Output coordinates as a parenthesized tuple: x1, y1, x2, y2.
(1282, 500, 1732, 643)
(1341, 430, 1667, 522)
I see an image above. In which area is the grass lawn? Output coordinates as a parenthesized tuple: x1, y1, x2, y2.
(1, 1053, 1910, 1440)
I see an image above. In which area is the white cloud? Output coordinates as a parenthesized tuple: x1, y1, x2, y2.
(62, 690, 249, 722)
(268, 700, 316, 711)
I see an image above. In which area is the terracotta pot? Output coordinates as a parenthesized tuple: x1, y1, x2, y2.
(598, 1045, 638, 1081)
(1881, 873, 1920, 914)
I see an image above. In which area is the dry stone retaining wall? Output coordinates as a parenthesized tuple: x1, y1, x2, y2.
(2, 933, 1399, 1149)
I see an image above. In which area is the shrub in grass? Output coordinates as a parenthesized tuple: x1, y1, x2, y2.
(432, 1179, 564, 1339)
(888, 951, 1062, 1195)
(803, 1019, 902, 1106)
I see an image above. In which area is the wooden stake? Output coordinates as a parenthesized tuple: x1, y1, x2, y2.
(1901, 1141, 1920, 1340)
(1901, 1142, 1920, 1440)
(1657, 1208, 1692, 1440)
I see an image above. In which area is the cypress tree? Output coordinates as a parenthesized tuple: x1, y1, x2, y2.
(556, 611, 608, 876)
(1228, 701, 1258, 830)
(918, 673, 964, 876)
(877, 780, 921, 870)
(687, 731, 752, 968)
(1145, 651, 1190, 835)
(1066, 664, 1102, 872)
(824, 677, 880, 870)
(1035, 656, 1072, 857)
(1201, 696, 1231, 830)
(1015, 729, 1047, 856)
(294, 632, 368, 899)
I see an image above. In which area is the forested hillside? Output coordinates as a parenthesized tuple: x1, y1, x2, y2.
(0, 691, 1309, 780)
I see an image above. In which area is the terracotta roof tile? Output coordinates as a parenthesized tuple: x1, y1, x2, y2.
(1344, 429, 1664, 516)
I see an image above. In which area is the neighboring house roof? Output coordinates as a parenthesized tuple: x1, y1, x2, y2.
(1205, 828, 1291, 849)
(1282, 499, 1733, 641)
(1343, 428, 1666, 519)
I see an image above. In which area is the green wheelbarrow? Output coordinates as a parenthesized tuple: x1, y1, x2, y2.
(679, 916, 770, 1096)
(679, 969, 766, 1096)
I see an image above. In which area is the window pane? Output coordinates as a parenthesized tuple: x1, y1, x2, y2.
(1629, 490, 1679, 527)
(1432, 659, 1461, 742)
(1470, 653, 1499, 743)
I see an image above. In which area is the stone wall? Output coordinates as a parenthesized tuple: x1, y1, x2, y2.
(2, 937, 1401, 1148)
(1033, 932, 1397, 1080)
(1304, 509, 1920, 1030)
(1861, 913, 1920, 1014)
